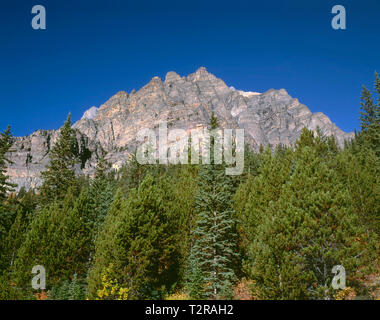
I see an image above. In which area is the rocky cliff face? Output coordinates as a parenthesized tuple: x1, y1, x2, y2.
(6, 67, 354, 190)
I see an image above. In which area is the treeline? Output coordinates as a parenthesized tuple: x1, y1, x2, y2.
(0, 74, 379, 300)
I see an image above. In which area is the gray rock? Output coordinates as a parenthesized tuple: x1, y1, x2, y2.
(6, 67, 354, 190)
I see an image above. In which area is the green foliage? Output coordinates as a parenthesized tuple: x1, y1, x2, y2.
(0, 126, 16, 202)
(89, 156, 116, 229)
(359, 72, 380, 156)
(48, 274, 86, 300)
(89, 175, 183, 299)
(0, 126, 18, 271)
(39, 114, 80, 204)
(1, 86, 379, 300)
(185, 115, 238, 299)
(2, 191, 37, 271)
(13, 188, 94, 292)
(336, 145, 380, 235)
(184, 251, 204, 299)
(241, 129, 379, 299)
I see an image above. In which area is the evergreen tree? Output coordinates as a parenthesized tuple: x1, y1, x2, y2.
(87, 188, 126, 298)
(60, 189, 95, 278)
(0, 126, 16, 202)
(89, 156, 115, 228)
(336, 146, 380, 235)
(359, 73, 380, 156)
(235, 145, 292, 263)
(89, 176, 182, 299)
(39, 114, 79, 204)
(186, 114, 237, 299)
(360, 86, 376, 131)
(13, 201, 65, 293)
(170, 165, 198, 287)
(247, 130, 378, 299)
(13, 188, 94, 294)
(2, 190, 37, 271)
(118, 151, 151, 192)
(0, 126, 17, 275)
(48, 274, 86, 300)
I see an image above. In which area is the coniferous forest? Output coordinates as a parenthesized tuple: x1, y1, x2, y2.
(0, 74, 379, 300)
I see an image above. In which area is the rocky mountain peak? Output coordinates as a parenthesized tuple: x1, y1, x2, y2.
(81, 106, 99, 120)
(164, 71, 181, 83)
(187, 66, 216, 82)
(6, 67, 354, 191)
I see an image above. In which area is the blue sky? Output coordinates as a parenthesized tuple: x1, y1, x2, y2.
(0, 0, 379, 136)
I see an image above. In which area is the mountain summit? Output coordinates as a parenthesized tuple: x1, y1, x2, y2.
(7, 68, 354, 190)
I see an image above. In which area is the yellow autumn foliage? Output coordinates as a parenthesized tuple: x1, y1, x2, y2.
(165, 292, 190, 300)
(334, 287, 356, 300)
(96, 264, 130, 300)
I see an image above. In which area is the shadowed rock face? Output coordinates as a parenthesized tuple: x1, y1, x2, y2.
(6, 67, 354, 190)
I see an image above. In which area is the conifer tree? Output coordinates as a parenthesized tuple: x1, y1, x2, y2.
(60, 189, 95, 278)
(235, 145, 292, 262)
(87, 188, 126, 298)
(360, 86, 376, 131)
(336, 146, 380, 235)
(171, 165, 198, 285)
(0, 126, 16, 202)
(2, 190, 37, 271)
(248, 129, 378, 299)
(186, 113, 237, 299)
(359, 73, 380, 156)
(40, 114, 79, 204)
(90, 156, 115, 228)
(13, 201, 65, 292)
(0, 126, 17, 274)
(89, 176, 182, 299)
(118, 151, 149, 192)
(13, 188, 94, 293)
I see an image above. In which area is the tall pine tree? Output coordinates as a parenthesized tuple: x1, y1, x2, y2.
(247, 129, 378, 299)
(0, 126, 16, 202)
(0, 126, 17, 275)
(186, 114, 237, 299)
(359, 72, 380, 156)
(39, 114, 79, 204)
(88, 175, 182, 299)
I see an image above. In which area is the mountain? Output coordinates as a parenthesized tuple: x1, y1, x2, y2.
(6, 67, 354, 190)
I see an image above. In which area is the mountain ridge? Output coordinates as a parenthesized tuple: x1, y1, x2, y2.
(6, 67, 354, 190)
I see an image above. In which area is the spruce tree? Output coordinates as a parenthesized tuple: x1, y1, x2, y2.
(60, 188, 95, 278)
(360, 86, 376, 131)
(359, 73, 380, 156)
(0, 126, 16, 202)
(186, 113, 237, 299)
(40, 114, 79, 204)
(89, 156, 115, 228)
(87, 188, 126, 298)
(0, 126, 17, 274)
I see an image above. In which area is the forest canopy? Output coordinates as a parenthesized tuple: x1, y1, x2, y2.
(0, 74, 379, 300)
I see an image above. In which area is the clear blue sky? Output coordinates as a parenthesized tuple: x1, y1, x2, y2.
(0, 0, 379, 136)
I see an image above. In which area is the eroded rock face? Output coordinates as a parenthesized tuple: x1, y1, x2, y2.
(6, 67, 354, 190)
